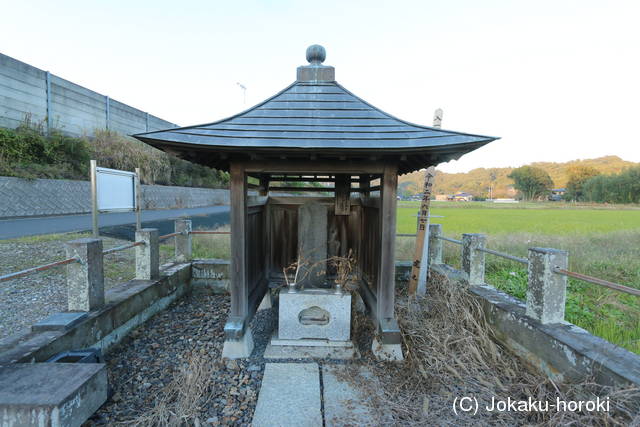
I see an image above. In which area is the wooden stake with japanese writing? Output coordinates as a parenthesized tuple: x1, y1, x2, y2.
(408, 108, 442, 295)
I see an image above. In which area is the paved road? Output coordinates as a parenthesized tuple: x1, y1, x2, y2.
(0, 206, 230, 240)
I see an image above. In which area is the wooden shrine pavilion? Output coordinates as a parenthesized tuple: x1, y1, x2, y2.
(134, 45, 498, 357)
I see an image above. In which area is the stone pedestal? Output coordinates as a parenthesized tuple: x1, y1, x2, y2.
(275, 288, 351, 345)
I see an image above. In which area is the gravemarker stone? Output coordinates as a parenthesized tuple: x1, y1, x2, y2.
(275, 200, 352, 348)
(297, 201, 327, 288)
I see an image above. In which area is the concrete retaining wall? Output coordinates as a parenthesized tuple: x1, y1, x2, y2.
(395, 262, 640, 387)
(0, 262, 191, 364)
(0, 52, 177, 136)
(0, 176, 229, 218)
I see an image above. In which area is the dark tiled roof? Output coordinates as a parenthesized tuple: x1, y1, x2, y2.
(134, 50, 498, 174)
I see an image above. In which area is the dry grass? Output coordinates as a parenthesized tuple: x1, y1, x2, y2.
(128, 354, 215, 427)
(354, 274, 639, 426)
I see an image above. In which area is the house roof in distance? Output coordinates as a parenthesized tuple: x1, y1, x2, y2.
(133, 45, 499, 175)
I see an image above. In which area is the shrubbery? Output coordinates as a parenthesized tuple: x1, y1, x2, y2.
(0, 120, 91, 179)
(581, 166, 640, 204)
(0, 121, 228, 188)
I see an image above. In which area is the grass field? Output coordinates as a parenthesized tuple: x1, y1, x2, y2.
(396, 201, 640, 354)
(5, 200, 637, 355)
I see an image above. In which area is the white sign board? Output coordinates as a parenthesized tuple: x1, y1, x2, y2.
(96, 167, 136, 212)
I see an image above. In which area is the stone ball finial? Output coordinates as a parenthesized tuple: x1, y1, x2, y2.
(306, 45, 326, 64)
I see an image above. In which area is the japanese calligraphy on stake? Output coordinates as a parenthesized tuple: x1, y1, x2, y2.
(408, 108, 442, 295)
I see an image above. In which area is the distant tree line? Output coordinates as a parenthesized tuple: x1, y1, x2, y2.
(507, 164, 640, 204)
(575, 166, 640, 204)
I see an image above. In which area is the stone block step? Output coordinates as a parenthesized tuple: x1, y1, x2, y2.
(252, 363, 322, 427)
(0, 363, 107, 427)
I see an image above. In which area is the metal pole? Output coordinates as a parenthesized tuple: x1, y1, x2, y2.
(90, 160, 99, 237)
(45, 71, 52, 135)
(135, 167, 142, 230)
(105, 96, 110, 130)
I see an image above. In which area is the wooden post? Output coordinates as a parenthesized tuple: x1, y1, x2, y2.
(259, 175, 270, 197)
(359, 174, 370, 197)
(90, 160, 99, 238)
(135, 167, 142, 230)
(335, 174, 350, 215)
(408, 166, 435, 295)
(228, 162, 249, 337)
(377, 163, 398, 322)
(408, 108, 443, 296)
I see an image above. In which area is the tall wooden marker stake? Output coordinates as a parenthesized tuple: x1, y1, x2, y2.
(408, 108, 442, 295)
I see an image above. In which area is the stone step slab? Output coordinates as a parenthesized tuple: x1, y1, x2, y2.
(252, 363, 322, 427)
(322, 365, 383, 426)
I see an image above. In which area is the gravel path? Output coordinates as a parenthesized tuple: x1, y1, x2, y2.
(0, 233, 174, 340)
(87, 293, 266, 426)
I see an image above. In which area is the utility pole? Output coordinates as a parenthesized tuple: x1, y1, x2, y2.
(408, 108, 442, 296)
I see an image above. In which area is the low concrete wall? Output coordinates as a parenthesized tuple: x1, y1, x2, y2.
(395, 262, 640, 387)
(0, 262, 191, 364)
(191, 259, 230, 294)
(0, 176, 229, 218)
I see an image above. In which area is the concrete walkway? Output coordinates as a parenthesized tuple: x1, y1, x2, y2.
(252, 363, 378, 427)
(0, 205, 229, 240)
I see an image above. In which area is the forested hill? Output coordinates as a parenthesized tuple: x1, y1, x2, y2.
(398, 156, 638, 198)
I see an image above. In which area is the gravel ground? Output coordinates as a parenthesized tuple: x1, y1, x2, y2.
(85, 292, 374, 426)
(0, 232, 174, 340)
(87, 293, 272, 426)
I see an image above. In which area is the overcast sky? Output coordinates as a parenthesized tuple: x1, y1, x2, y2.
(2, 0, 638, 172)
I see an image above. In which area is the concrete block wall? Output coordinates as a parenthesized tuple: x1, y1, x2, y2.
(0, 176, 229, 218)
(0, 52, 177, 136)
(0, 53, 47, 128)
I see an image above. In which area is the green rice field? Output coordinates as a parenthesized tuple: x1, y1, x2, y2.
(395, 201, 640, 354)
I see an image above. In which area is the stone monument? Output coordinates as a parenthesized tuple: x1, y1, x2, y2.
(274, 201, 352, 346)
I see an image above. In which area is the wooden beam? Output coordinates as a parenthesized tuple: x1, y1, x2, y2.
(334, 174, 351, 215)
(377, 163, 398, 323)
(269, 177, 335, 183)
(268, 186, 334, 192)
(229, 162, 248, 330)
(240, 160, 385, 175)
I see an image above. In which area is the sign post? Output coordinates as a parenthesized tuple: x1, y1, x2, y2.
(135, 167, 142, 230)
(90, 160, 99, 237)
(408, 108, 443, 296)
(89, 161, 139, 237)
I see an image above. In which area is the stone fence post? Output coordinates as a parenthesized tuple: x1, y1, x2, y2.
(428, 223, 443, 266)
(526, 247, 568, 324)
(65, 238, 104, 312)
(135, 228, 159, 280)
(462, 233, 486, 286)
(175, 219, 192, 262)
